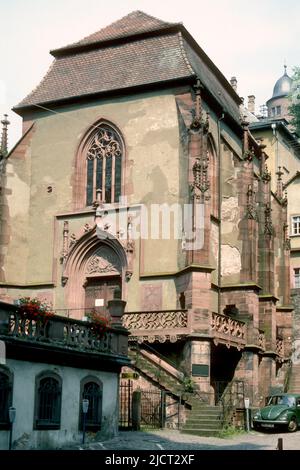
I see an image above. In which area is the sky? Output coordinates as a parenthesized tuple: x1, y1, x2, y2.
(1, 0, 300, 150)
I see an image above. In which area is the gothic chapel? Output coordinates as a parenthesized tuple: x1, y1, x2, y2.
(0, 11, 293, 411)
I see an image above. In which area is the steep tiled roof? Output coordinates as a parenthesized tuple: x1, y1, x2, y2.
(16, 34, 193, 109)
(14, 11, 241, 124)
(65, 10, 175, 47)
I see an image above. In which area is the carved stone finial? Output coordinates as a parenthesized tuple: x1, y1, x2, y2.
(264, 203, 274, 237)
(1, 114, 10, 156)
(261, 164, 271, 184)
(69, 233, 77, 248)
(92, 188, 104, 209)
(243, 148, 255, 162)
(190, 78, 203, 131)
(60, 221, 69, 264)
(191, 152, 210, 200)
(275, 166, 284, 199)
(246, 185, 258, 221)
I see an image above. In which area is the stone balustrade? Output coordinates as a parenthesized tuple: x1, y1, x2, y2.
(211, 312, 246, 349)
(258, 330, 266, 350)
(276, 337, 284, 357)
(122, 310, 188, 343)
(0, 305, 128, 357)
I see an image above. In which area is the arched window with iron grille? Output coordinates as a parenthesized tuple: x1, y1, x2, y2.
(79, 377, 102, 431)
(0, 367, 13, 430)
(86, 124, 123, 205)
(34, 372, 62, 430)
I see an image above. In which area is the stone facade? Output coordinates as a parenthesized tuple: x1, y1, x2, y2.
(0, 11, 293, 414)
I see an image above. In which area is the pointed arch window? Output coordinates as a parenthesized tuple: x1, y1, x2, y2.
(86, 125, 123, 205)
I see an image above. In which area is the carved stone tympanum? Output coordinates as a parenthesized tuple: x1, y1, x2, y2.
(86, 246, 121, 275)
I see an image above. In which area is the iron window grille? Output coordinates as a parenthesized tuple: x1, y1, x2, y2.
(35, 374, 62, 430)
(0, 369, 13, 430)
(80, 380, 102, 431)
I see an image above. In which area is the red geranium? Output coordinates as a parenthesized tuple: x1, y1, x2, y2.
(86, 311, 110, 337)
(18, 297, 54, 322)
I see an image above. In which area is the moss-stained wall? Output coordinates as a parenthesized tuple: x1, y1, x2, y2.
(4, 92, 182, 286)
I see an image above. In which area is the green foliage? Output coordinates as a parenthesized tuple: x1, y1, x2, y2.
(217, 425, 245, 439)
(289, 67, 300, 136)
(182, 376, 195, 393)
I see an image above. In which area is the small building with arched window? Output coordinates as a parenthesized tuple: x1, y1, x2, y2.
(0, 300, 129, 449)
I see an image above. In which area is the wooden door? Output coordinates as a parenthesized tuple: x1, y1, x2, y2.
(85, 277, 121, 315)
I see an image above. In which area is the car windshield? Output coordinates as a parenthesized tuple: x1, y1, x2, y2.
(267, 395, 295, 407)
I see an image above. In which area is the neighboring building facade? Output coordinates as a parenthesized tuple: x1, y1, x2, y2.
(0, 11, 292, 412)
(248, 67, 300, 371)
(0, 301, 129, 449)
(266, 66, 293, 122)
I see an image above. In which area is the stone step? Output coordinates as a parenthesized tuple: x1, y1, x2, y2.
(186, 416, 221, 423)
(184, 420, 222, 429)
(187, 413, 221, 421)
(189, 404, 222, 411)
(191, 408, 222, 416)
(180, 428, 221, 437)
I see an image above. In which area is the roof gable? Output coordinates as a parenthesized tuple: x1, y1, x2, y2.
(58, 11, 175, 50)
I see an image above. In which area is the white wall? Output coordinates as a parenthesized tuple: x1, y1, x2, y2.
(0, 359, 119, 449)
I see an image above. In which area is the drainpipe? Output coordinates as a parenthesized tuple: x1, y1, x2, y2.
(217, 112, 225, 315)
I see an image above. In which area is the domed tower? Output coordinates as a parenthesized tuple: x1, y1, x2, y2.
(266, 65, 292, 121)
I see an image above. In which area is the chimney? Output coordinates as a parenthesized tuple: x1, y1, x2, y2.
(248, 95, 255, 114)
(230, 76, 237, 92)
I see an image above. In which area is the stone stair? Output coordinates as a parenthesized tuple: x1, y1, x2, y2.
(129, 346, 224, 437)
(288, 363, 300, 393)
(180, 401, 223, 437)
(128, 347, 183, 394)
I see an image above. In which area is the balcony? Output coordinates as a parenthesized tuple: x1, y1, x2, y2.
(211, 312, 246, 350)
(122, 309, 189, 343)
(0, 302, 128, 359)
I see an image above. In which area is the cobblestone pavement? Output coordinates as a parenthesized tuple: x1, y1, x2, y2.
(69, 429, 300, 451)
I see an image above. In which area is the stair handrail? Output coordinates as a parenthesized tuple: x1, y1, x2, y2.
(131, 340, 180, 371)
(136, 348, 184, 382)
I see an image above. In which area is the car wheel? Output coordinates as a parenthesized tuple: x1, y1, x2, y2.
(253, 423, 260, 431)
(287, 418, 297, 433)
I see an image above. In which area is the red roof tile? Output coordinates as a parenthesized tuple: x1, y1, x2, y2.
(16, 34, 193, 109)
(14, 11, 241, 124)
(66, 10, 175, 47)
